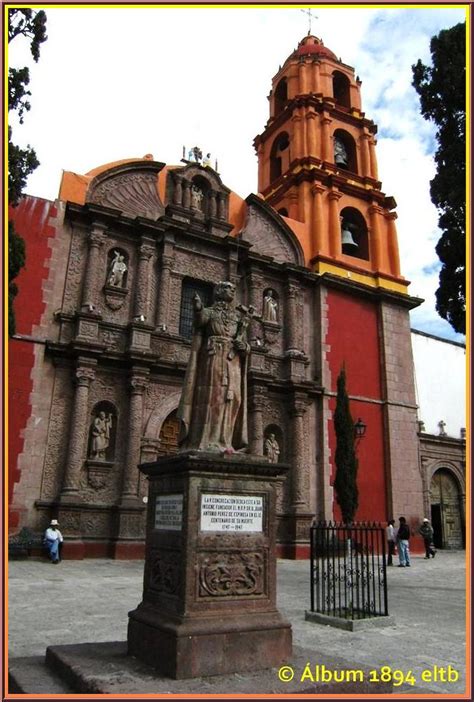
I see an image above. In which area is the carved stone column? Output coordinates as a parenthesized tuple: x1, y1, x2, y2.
(156, 235, 175, 329)
(247, 271, 264, 343)
(182, 180, 191, 209)
(289, 398, 308, 511)
(311, 184, 326, 255)
(306, 111, 317, 159)
(173, 174, 183, 206)
(121, 370, 149, 501)
(291, 112, 303, 160)
(320, 114, 332, 162)
(81, 226, 106, 311)
(298, 59, 308, 94)
(328, 190, 343, 257)
(133, 239, 155, 320)
(60, 363, 96, 500)
(312, 60, 321, 93)
(284, 281, 300, 353)
(369, 137, 378, 180)
(209, 190, 217, 218)
(288, 190, 299, 220)
(369, 204, 383, 271)
(360, 132, 371, 178)
(386, 212, 401, 277)
(249, 387, 266, 455)
(217, 192, 226, 220)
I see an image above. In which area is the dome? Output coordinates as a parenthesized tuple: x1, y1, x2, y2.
(295, 35, 338, 62)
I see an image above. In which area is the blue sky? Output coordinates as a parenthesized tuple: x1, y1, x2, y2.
(8, 4, 467, 342)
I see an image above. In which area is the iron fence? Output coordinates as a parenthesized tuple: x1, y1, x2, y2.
(309, 521, 388, 619)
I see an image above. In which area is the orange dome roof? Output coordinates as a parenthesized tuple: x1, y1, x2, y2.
(294, 35, 338, 62)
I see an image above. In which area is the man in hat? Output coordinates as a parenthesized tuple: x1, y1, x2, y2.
(44, 519, 63, 564)
(419, 517, 436, 559)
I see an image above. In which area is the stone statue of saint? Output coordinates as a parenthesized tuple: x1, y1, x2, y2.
(90, 411, 113, 460)
(177, 281, 250, 453)
(190, 185, 203, 211)
(203, 153, 212, 168)
(108, 250, 127, 287)
(192, 146, 203, 163)
(264, 433, 280, 464)
(263, 290, 278, 323)
(334, 137, 348, 167)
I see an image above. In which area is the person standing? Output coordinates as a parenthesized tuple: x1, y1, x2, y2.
(44, 519, 63, 564)
(419, 517, 436, 559)
(397, 516, 411, 567)
(386, 518, 396, 566)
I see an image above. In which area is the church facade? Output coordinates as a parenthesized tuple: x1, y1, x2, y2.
(9, 34, 463, 557)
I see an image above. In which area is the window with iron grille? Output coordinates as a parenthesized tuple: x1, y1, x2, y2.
(179, 279, 214, 339)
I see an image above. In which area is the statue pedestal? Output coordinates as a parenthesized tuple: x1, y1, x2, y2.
(127, 451, 292, 679)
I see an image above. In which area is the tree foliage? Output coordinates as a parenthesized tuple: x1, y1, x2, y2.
(8, 9, 47, 335)
(333, 366, 358, 524)
(412, 22, 466, 335)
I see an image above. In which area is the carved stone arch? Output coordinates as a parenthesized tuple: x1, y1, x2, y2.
(428, 461, 465, 494)
(86, 160, 166, 220)
(241, 195, 305, 266)
(429, 465, 465, 549)
(179, 162, 230, 194)
(143, 390, 182, 443)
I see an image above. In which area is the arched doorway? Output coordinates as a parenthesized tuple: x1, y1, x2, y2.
(157, 410, 180, 457)
(430, 469, 464, 549)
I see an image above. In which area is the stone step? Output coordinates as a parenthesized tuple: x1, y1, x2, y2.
(11, 641, 394, 695)
(8, 655, 75, 694)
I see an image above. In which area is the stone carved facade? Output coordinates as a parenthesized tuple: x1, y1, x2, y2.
(9, 153, 429, 559)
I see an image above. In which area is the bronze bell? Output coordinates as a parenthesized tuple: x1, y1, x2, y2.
(341, 223, 358, 250)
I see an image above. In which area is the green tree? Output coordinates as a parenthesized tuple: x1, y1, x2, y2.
(333, 366, 358, 524)
(8, 8, 47, 335)
(412, 22, 466, 335)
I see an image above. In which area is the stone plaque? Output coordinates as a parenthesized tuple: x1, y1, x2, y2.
(200, 494, 263, 532)
(154, 494, 183, 531)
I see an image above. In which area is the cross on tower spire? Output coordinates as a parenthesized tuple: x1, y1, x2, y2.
(300, 7, 318, 35)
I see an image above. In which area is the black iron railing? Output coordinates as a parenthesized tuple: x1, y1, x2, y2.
(309, 521, 388, 619)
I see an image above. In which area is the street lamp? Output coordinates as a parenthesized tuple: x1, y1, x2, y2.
(354, 418, 367, 438)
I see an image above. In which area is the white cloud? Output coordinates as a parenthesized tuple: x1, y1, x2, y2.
(8, 5, 466, 343)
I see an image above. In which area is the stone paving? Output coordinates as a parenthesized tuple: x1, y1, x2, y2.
(8, 551, 468, 695)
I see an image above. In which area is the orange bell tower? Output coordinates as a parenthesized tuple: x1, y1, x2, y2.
(254, 34, 404, 292)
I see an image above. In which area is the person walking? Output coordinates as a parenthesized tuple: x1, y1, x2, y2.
(386, 518, 396, 566)
(44, 519, 63, 564)
(397, 516, 411, 567)
(419, 517, 436, 559)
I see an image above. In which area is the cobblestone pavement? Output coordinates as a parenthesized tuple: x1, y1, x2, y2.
(8, 551, 468, 695)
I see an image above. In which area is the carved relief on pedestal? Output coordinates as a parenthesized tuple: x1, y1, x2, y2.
(198, 551, 265, 598)
(149, 549, 181, 596)
(100, 328, 126, 353)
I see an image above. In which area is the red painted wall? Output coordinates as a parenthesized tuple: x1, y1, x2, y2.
(8, 197, 57, 528)
(326, 288, 387, 522)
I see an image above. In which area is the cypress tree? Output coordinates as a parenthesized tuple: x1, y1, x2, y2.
(333, 366, 358, 524)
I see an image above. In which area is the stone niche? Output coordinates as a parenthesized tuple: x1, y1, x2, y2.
(127, 451, 292, 679)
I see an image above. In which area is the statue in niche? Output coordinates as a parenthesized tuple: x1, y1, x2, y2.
(263, 289, 278, 323)
(107, 250, 127, 288)
(90, 411, 113, 460)
(177, 281, 252, 453)
(334, 136, 348, 167)
(190, 185, 204, 211)
(264, 433, 280, 464)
